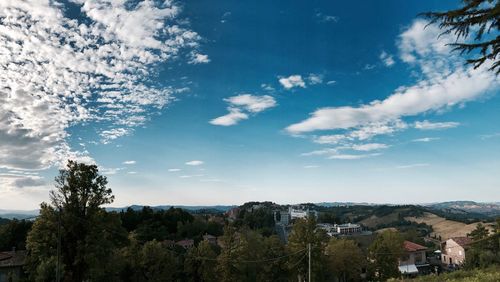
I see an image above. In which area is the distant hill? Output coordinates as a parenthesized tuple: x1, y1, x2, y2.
(0, 209, 39, 220)
(425, 201, 500, 217)
(105, 205, 236, 213)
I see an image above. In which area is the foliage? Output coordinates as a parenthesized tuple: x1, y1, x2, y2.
(184, 240, 219, 282)
(287, 217, 329, 281)
(388, 265, 500, 282)
(367, 230, 404, 281)
(0, 219, 32, 251)
(422, 0, 500, 74)
(25, 160, 127, 282)
(325, 238, 365, 281)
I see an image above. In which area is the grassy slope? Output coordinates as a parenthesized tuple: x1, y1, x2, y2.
(405, 212, 494, 240)
(390, 266, 500, 282)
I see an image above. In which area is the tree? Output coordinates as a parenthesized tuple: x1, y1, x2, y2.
(325, 238, 365, 282)
(468, 223, 489, 241)
(287, 217, 328, 281)
(368, 231, 404, 281)
(216, 225, 241, 282)
(25, 160, 127, 282)
(0, 219, 32, 251)
(422, 0, 500, 74)
(185, 240, 219, 282)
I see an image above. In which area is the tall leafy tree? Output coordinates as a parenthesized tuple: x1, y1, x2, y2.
(325, 238, 365, 282)
(422, 0, 500, 73)
(185, 240, 219, 282)
(25, 160, 127, 282)
(367, 230, 404, 281)
(287, 217, 328, 281)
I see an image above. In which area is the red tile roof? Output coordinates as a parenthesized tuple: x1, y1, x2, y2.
(403, 240, 427, 252)
(451, 237, 473, 247)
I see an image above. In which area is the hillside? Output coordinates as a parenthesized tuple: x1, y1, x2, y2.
(389, 266, 500, 282)
(405, 212, 494, 240)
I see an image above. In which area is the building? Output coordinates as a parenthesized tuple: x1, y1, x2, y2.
(274, 210, 290, 226)
(0, 250, 26, 282)
(399, 241, 428, 276)
(441, 237, 472, 266)
(203, 234, 217, 245)
(335, 223, 362, 235)
(176, 239, 194, 249)
(288, 207, 318, 220)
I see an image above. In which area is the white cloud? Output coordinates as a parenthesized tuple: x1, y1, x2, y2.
(261, 83, 275, 92)
(308, 73, 324, 85)
(279, 75, 306, 89)
(185, 160, 204, 166)
(412, 137, 440, 142)
(396, 163, 430, 169)
(189, 53, 210, 64)
(380, 51, 395, 67)
(329, 153, 380, 160)
(364, 64, 376, 70)
(0, 1, 205, 174)
(351, 143, 389, 151)
(326, 80, 337, 85)
(123, 160, 136, 165)
(168, 168, 181, 172)
(286, 20, 498, 135)
(303, 165, 319, 169)
(414, 120, 460, 130)
(179, 174, 204, 178)
(210, 108, 249, 126)
(316, 13, 338, 23)
(224, 94, 277, 113)
(210, 94, 276, 126)
(127, 171, 137, 174)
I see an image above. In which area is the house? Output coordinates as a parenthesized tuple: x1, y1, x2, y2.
(203, 234, 217, 245)
(441, 237, 472, 266)
(335, 223, 362, 235)
(399, 240, 428, 276)
(176, 239, 194, 249)
(0, 250, 26, 282)
(288, 207, 318, 220)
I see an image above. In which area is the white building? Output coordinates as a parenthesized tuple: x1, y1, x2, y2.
(289, 207, 318, 219)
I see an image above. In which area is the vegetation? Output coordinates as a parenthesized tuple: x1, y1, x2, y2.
(423, 0, 500, 74)
(390, 265, 500, 282)
(0, 161, 497, 281)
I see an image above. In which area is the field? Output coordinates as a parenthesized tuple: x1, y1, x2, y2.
(405, 212, 494, 240)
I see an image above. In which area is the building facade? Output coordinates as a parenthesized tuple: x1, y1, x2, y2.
(441, 237, 472, 266)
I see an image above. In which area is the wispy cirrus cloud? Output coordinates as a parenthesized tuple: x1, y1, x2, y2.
(210, 94, 276, 126)
(412, 137, 440, 142)
(414, 120, 460, 130)
(380, 51, 395, 67)
(185, 160, 204, 166)
(286, 19, 499, 157)
(0, 0, 205, 173)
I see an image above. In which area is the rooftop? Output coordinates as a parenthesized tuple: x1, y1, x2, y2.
(404, 240, 427, 252)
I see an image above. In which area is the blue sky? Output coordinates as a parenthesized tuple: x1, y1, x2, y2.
(0, 0, 499, 209)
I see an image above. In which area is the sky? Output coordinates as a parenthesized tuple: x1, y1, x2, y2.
(1, 0, 499, 210)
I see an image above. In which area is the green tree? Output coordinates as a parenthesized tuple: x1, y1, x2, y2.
(468, 223, 489, 241)
(185, 240, 219, 282)
(25, 160, 127, 282)
(287, 217, 328, 281)
(422, 0, 500, 74)
(368, 231, 404, 281)
(216, 225, 241, 282)
(259, 235, 288, 281)
(325, 238, 365, 282)
(0, 219, 32, 251)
